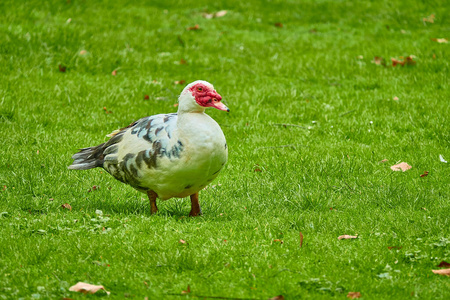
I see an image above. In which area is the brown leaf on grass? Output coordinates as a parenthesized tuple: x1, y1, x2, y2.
(179, 58, 188, 65)
(144, 95, 150, 100)
(420, 171, 429, 177)
(273, 239, 283, 244)
(378, 159, 388, 164)
(393, 96, 399, 101)
(179, 239, 187, 244)
(102, 107, 113, 114)
(391, 56, 416, 67)
(58, 64, 67, 72)
(274, 22, 283, 28)
(338, 235, 358, 240)
(181, 285, 191, 294)
(111, 69, 117, 76)
(187, 24, 200, 31)
(69, 282, 110, 295)
(390, 162, 412, 172)
(423, 14, 435, 24)
(269, 296, 285, 300)
(87, 185, 100, 192)
(79, 50, 87, 55)
(174, 80, 186, 85)
(432, 269, 450, 276)
(431, 38, 448, 44)
(372, 56, 386, 66)
(61, 203, 72, 211)
(299, 232, 304, 248)
(347, 292, 361, 299)
(438, 261, 450, 268)
(388, 246, 403, 250)
(173, 103, 179, 107)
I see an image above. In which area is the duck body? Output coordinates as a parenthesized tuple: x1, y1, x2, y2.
(69, 80, 229, 215)
(103, 112, 227, 200)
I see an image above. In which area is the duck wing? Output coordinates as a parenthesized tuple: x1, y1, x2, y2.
(69, 113, 183, 190)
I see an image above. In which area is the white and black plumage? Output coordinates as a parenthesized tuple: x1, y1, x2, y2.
(68, 80, 229, 216)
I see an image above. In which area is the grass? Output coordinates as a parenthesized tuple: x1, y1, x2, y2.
(0, 0, 449, 298)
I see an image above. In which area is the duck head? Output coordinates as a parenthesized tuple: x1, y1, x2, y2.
(178, 80, 229, 113)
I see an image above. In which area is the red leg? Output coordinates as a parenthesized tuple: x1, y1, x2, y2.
(147, 190, 158, 214)
(189, 193, 202, 217)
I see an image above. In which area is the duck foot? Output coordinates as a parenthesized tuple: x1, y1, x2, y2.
(189, 193, 202, 217)
(147, 190, 158, 214)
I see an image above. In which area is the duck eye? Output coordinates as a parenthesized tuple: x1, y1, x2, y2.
(197, 87, 203, 92)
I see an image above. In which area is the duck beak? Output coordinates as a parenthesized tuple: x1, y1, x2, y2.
(213, 101, 230, 112)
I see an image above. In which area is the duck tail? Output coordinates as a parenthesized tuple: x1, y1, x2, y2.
(68, 143, 106, 170)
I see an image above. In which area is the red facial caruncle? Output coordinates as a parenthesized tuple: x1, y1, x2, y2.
(189, 83, 229, 112)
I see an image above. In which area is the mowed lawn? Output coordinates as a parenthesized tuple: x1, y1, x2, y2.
(1, 0, 449, 299)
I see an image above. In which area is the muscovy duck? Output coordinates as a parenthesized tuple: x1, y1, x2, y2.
(68, 80, 229, 216)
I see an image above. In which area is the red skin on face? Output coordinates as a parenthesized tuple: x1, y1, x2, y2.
(189, 83, 224, 109)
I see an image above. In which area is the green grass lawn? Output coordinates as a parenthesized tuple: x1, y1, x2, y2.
(1, 0, 449, 299)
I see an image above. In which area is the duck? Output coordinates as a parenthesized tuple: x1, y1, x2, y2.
(68, 80, 229, 216)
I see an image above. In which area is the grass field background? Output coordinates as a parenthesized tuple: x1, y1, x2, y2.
(1, 0, 449, 299)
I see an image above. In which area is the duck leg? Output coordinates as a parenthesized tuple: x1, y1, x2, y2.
(189, 192, 202, 217)
(147, 190, 158, 214)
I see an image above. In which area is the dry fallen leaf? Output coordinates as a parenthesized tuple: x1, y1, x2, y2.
(173, 103, 179, 107)
(438, 261, 450, 268)
(393, 96, 399, 101)
(390, 162, 412, 172)
(69, 282, 110, 295)
(179, 58, 188, 65)
(378, 159, 389, 164)
(338, 235, 358, 240)
(203, 13, 214, 19)
(273, 239, 283, 244)
(372, 56, 386, 66)
(102, 107, 113, 114)
(347, 292, 361, 299)
(423, 14, 435, 24)
(174, 80, 186, 85)
(391, 56, 416, 67)
(431, 38, 448, 44)
(179, 239, 187, 244)
(214, 10, 228, 18)
(388, 246, 403, 250)
(61, 203, 72, 211)
(111, 69, 117, 76)
(432, 269, 450, 276)
(274, 22, 283, 28)
(269, 296, 285, 300)
(79, 50, 87, 55)
(299, 232, 304, 248)
(58, 64, 67, 72)
(181, 285, 191, 294)
(144, 95, 150, 100)
(187, 24, 200, 31)
(420, 171, 429, 177)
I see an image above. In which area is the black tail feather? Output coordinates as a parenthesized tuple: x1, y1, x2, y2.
(68, 143, 106, 170)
